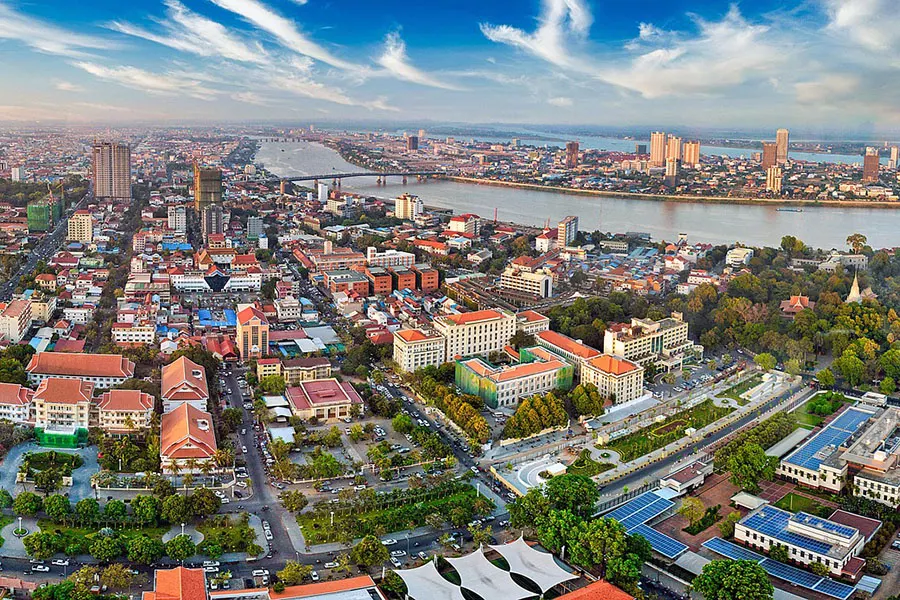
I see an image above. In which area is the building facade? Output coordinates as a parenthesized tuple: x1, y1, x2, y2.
(434, 309, 516, 360)
(393, 328, 447, 373)
(92, 141, 131, 201)
(580, 354, 644, 405)
(603, 314, 695, 372)
(67, 210, 93, 244)
(236, 305, 269, 359)
(455, 346, 573, 408)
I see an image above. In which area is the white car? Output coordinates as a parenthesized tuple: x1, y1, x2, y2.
(265, 530, 273, 541)
(51, 559, 69, 566)
(235, 481, 248, 488)
(203, 561, 220, 568)
(262, 520, 270, 530)
(381, 539, 398, 546)
(390, 550, 407, 558)
(390, 557, 402, 568)
(323, 562, 339, 569)
(214, 490, 226, 499)
(242, 446, 248, 454)
(221, 497, 230, 504)
(310, 571, 319, 581)
(204, 566, 219, 573)
(32, 565, 50, 573)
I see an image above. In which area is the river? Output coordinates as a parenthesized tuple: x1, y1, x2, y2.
(254, 140, 900, 248)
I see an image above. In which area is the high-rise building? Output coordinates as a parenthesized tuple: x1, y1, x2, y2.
(776, 128, 790, 164)
(67, 210, 93, 244)
(394, 193, 422, 220)
(167, 205, 187, 235)
(247, 216, 263, 240)
(27, 198, 60, 233)
(635, 143, 648, 155)
(418, 129, 426, 139)
(650, 132, 666, 167)
(766, 166, 783, 193)
(863, 147, 880, 182)
(193, 164, 222, 212)
(565, 141, 579, 168)
(317, 182, 329, 203)
(10, 166, 25, 182)
(406, 135, 419, 151)
(92, 141, 131, 201)
(557, 215, 578, 248)
(762, 142, 778, 170)
(666, 135, 682, 162)
(665, 158, 680, 177)
(682, 141, 701, 167)
(201, 204, 223, 241)
(889, 146, 899, 170)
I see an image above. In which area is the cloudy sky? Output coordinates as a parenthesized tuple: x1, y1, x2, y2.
(0, 0, 898, 131)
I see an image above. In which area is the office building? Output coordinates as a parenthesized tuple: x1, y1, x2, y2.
(766, 166, 783, 193)
(10, 166, 25, 182)
(565, 141, 579, 168)
(762, 142, 778, 170)
(394, 193, 422, 220)
(201, 204, 224, 241)
(393, 329, 447, 373)
(635, 143, 648, 155)
(236, 305, 269, 359)
(434, 309, 517, 360)
(580, 354, 644, 405)
(286, 379, 364, 421)
(406, 135, 419, 151)
(366, 247, 415, 268)
(890, 146, 899, 170)
(167, 205, 187, 235)
(193, 164, 222, 212)
(499, 266, 553, 298)
(317, 182, 329, 203)
(682, 141, 701, 167)
(863, 148, 880, 182)
(650, 132, 667, 167)
(557, 215, 578, 248)
(603, 313, 695, 373)
(0, 300, 32, 344)
(666, 135, 682, 162)
(247, 216, 263, 240)
(455, 346, 573, 408)
(92, 141, 131, 201)
(776, 128, 790, 164)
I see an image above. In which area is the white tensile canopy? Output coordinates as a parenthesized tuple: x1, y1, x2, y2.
(489, 536, 579, 593)
(395, 560, 466, 600)
(444, 545, 535, 600)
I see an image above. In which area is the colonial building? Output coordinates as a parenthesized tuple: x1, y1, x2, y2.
(32, 377, 94, 431)
(393, 328, 447, 373)
(580, 354, 644, 405)
(160, 403, 218, 473)
(26, 352, 135, 389)
(433, 309, 516, 360)
(286, 379, 363, 421)
(0, 383, 33, 424)
(161, 356, 209, 414)
(93, 389, 155, 433)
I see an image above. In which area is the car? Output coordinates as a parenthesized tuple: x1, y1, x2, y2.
(381, 539, 398, 546)
(893, 540, 900, 551)
(251, 569, 269, 577)
(214, 490, 226, 499)
(242, 445, 248, 454)
(323, 562, 339, 569)
(204, 566, 220, 573)
(29, 559, 45, 565)
(310, 571, 319, 581)
(235, 481, 248, 488)
(343, 417, 352, 423)
(221, 497, 230, 504)
(355, 484, 366, 490)
(262, 520, 270, 529)
(51, 559, 69, 566)
(417, 551, 428, 561)
(32, 565, 50, 573)
(240, 428, 246, 435)
(390, 556, 402, 568)
(468, 520, 482, 528)
(265, 530, 273, 541)
(470, 466, 479, 474)
(451, 543, 462, 552)
(390, 550, 407, 558)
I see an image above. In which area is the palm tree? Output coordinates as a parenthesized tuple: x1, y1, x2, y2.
(200, 461, 214, 485)
(182, 472, 194, 493)
(166, 461, 181, 486)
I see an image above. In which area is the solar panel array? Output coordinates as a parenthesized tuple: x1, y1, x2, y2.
(783, 408, 872, 470)
(744, 506, 834, 555)
(791, 512, 857, 540)
(603, 492, 687, 559)
(702, 538, 855, 600)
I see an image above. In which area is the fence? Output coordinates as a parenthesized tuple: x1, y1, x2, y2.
(593, 479, 661, 516)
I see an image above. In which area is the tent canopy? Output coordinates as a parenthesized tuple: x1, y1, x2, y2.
(445, 545, 535, 600)
(395, 561, 465, 600)
(489, 536, 579, 593)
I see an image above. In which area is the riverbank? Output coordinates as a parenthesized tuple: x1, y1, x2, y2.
(441, 176, 900, 209)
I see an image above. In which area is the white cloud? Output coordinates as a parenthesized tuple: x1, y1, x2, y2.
(823, 0, 900, 52)
(375, 32, 462, 90)
(480, 0, 595, 72)
(72, 61, 217, 99)
(55, 81, 84, 92)
(0, 2, 111, 58)
(208, 0, 361, 71)
(795, 74, 860, 104)
(548, 96, 573, 106)
(231, 91, 270, 105)
(108, 0, 266, 64)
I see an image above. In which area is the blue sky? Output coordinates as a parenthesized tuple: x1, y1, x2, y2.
(0, 0, 898, 131)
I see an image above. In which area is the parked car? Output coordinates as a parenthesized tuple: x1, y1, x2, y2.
(323, 562, 339, 569)
(390, 550, 407, 558)
(310, 571, 319, 581)
(390, 557, 402, 568)
(32, 565, 50, 573)
(381, 539, 398, 546)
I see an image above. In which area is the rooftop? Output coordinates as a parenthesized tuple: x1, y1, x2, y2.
(586, 354, 640, 375)
(439, 309, 507, 326)
(26, 351, 135, 378)
(287, 379, 364, 411)
(34, 377, 93, 405)
(536, 329, 602, 360)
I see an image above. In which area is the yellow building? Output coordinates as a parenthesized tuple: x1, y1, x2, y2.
(580, 354, 644, 405)
(434, 309, 516, 360)
(236, 305, 269, 359)
(67, 210, 93, 244)
(393, 329, 447, 373)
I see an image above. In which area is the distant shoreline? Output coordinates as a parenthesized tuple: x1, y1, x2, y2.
(441, 176, 900, 209)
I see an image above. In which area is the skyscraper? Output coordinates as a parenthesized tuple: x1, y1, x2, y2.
(650, 132, 666, 167)
(247, 216, 263, 240)
(666, 135, 682, 162)
(557, 215, 578, 248)
(406, 135, 419, 151)
(394, 193, 422, 220)
(890, 146, 899, 170)
(766, 166, 783, 193)
(776, 128, 790, 164)
(193, 164, 222, 212)
(761, 142, 778, 170)
(92, 141, 131, 201)
(863, 147, 880, 183)
(682, 141, 701, 167)
(565, 141, 579, 168)
(67, 210, 93, 243)
(201, 204, 224, 241)
(10, 166, 25, 182)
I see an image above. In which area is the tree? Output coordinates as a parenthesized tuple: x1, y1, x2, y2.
(24, 532, 61, 559)
(392, 414, 414, 434)
(881, 376, 896, 395)
(132, 495, 162, 525)
(222, 408, 243, 432)
(834, 349, 866, 387)
(127, 535, 165, 564)
(810, 561, 830, 576)
(509, 487, 550, 530)
(693, 559, 774, 600)
(75, 498, 100, 523)
(718, 511, 742, 538)
(0, 489, 12, 509)
(579, 517, 627, 578)
(784, 358, 801, 377)
(754, 353, 776, 372)
(727, 443, 777, 493)
(43, 494, 71, 523)
(280, 490, 308, 513)
(104, 499, 126, 519)
(161, 494, 190, 524)
(165, 535, 196, 562)
(544, 474, 599, 518)
(34, 469, 62, 495)
(817, 368, 835, 388)
(100, 564, 134, 589)
(189, 487, 221, 517)
(13, 491, 42, 516)
(847, 233, 867, 254)
(350, 535, 389, 567)
(277, 561, 313, 585)
(468, 523, 492, 548)
(425, 512, 444, 530)
(258, 375, 286, 395)
(768, 544, 789, 563)
(678, 497, 705, 527)
(90, 536, 123, 562)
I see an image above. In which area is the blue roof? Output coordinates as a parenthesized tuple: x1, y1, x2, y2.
(742, 505, 840, 556)
(783, 407, 873, 470)
(601, 491, 686, 559)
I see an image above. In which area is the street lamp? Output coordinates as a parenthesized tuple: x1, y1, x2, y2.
(330, 511, 334, 526)
(180, 522, 185, 537)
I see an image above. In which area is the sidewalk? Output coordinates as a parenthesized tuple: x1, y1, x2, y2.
(0, 518, 38, 559)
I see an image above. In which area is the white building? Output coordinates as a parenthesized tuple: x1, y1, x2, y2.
(0, 300, 32, 343)
(434, 309, 516, 360)
(366, 247, 416, 268)
(499, 266, 553, 298)
(516, 310, 550, 336)
(726, 247, 754, 267)
(167, 205, 187, 234)
(26, 352, 135, 389)
(580, 354, 644, 405)
(393, 329, 446, 373)
(603, 314, 695, 372)
(0, 383, 33, 424)
(111, 323, 157, 345)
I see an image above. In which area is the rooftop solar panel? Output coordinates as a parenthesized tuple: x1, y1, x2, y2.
(702, 537, 764, 562)
(814, 578, 856, 600)
(619, 498, 673, 530)
(605, 491, 658, 522)
(791, 512, 857, 539)
(630, 524, 688, 559)
(782, 408, 872, 470)
(761, 558, 822, 588)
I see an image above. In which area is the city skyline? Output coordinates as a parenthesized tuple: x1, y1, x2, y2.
(0, 0, 898, 131)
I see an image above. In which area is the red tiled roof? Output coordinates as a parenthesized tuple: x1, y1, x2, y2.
(161, 356, 209, 402)
(96, 389, 154, 412)
(537, 330, 601, 360)
(287, 379, 363, 411)
(160, 404, 217, 460)
(34, 377, 94, 404)
(143, 567, 207, 600)
(442, 309, 504, 325)
(266, 575, 377, 600)
(394, 328, 438, 342)
(587, 354, 639, 375)
(26, 352, 135, 378)
(0, 383, 32, 406)
(557, 580, 634, 600)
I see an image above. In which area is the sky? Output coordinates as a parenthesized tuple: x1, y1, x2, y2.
(0, 0, 898, 132)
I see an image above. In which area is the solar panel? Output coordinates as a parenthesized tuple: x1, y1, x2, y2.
(791, 512, 857, 539)
(761, 558, 822, 588)
(619, 498, 674, 530)
(701, 537, 764, 562)
(630, 524, 688, 559)
(814, 578, 856, 600)
(783, 408, 872, 470)
(605, 492, 658, 522)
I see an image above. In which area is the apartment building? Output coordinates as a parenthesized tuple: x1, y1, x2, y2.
(393, 328, 447, 373)
(256, 358, 282, 380)
(411, 264, 439, 292)
(111, 322, 157, 345)
(0, 299, 32, 343)
(580, 354, 644, 405)
(0, 383, 33, 424)
(282, 357, 332, 385)
(434, 309, 516, 360)
(67, 210, 93, 244)
(26, 352, 135, 388)
(93, 389, 154, 433)
(455, 346, 573, 408)
(499, 266, 553, 298)
(366, 247, 415, 268)
(603, 314, 695, 372)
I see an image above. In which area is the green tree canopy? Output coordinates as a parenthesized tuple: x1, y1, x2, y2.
(693, 560, 774, 600)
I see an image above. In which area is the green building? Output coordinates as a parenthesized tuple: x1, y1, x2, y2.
(455, 345, 574, 409)
(27, 198, 61, 233)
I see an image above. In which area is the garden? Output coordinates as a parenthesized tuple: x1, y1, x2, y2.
(599, 399, 733, 462)
(197, 514, 263, 558)
(567, 449, 614, 477)
(716, 374, 763, 406)
(773, 493, 833, 518)
(18, 451, 84, 493)
(793, 391, 847, 429)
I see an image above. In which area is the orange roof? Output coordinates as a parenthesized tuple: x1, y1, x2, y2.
(161, 356, 209, 402)
(26, 351, 135, 378)
(0, 383, 32, 406)
(557, 580, 634, 600)
(517, 310, 549, 323)
(537, 330, 601, 360)
(34, 377, 94, 404)
(1, 300, 30, 318)
(394, 328, 439, 342)
(587, 354, 639, 375)
(443, 309, 504, 325)
(96, 389, 154, 412)
(267, 576, 378, 600)
(160, 403, 217, 460)
(142, 567, 207, 600)
(237, 305, 268, 325)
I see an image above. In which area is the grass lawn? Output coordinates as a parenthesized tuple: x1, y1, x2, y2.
(773, 493, 832, 517)
(717, 374, 763, 406)
(567, 450, 615, 477)
(792, 393, 849, 429)
(598, 399, 733, 462)
(197, 515, 260, 554)
(37, 520, 169, 544)
(0, 515, 13, 548)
